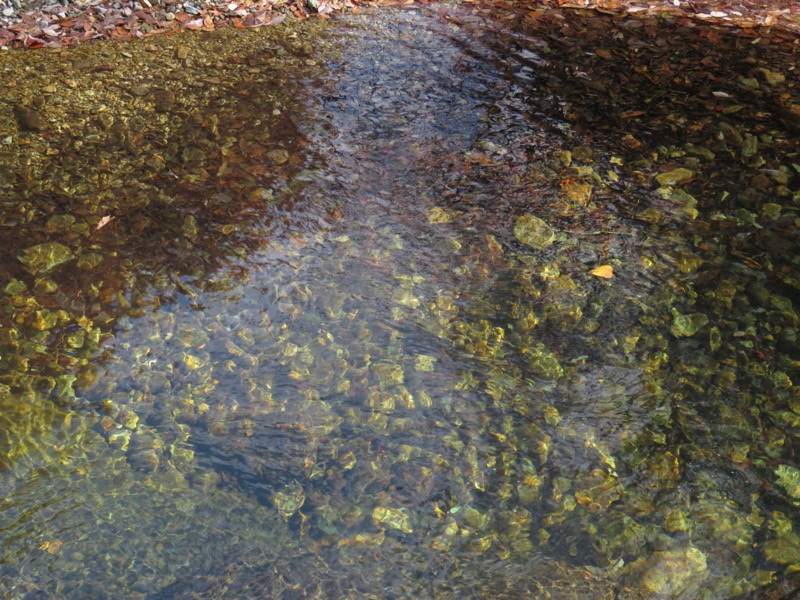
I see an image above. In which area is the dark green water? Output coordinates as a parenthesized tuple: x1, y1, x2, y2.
(1, 6, 799, 598)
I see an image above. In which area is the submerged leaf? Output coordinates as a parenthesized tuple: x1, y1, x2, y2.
(96, 215, 114, 229)
(590, 265, 614, 278)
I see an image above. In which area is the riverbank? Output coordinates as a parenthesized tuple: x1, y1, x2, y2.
(0, 0, 356, 49)
(1, 0, 798, 49)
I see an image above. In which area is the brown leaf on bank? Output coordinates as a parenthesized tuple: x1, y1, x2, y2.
(135, 10, 160, 25)
(22, 35, 45, 49)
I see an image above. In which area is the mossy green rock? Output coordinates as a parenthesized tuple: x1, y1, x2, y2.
(514, 214, 555, 249)
(18, 242, 75, 274)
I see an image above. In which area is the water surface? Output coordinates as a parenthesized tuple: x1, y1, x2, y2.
(1, 6, 799, 598)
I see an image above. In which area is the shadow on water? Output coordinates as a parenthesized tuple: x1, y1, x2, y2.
(433, 6, 800, 598)
(0, 20, 341, 598)
(0, 23, 330, 400)
(1, 3, 800, 599)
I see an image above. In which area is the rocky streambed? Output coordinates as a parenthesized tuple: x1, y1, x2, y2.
(1, 3, 800, 599)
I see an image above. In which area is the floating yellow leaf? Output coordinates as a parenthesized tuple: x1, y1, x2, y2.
(590, 265, 614, 278)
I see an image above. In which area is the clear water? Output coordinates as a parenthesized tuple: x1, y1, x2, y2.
(1, 6, 799, 598)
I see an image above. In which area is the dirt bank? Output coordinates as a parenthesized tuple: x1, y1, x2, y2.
(1, 0, 798, 50)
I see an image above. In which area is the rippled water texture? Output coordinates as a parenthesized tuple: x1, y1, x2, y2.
(1, 6, 799, 598)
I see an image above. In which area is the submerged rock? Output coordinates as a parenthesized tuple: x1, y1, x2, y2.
(273, 481, 305, 520)
(526, 342, 564, 380)
(428, 206, 454, 224)
(764, 532, 800, 565)
(14, 104, 47, 132)
(17, 242, 75, 274)
(670, 311, 708, 337)
(514, 214, 555, 250)
(373, 506, 412, 533)
(778, 103, 800, 131)
(775, 464, 800, 499)
(638, 546, 708, 596)
(656, 168, 695, 187)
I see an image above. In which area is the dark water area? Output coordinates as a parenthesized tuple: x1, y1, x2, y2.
(1, 5, 799, 598)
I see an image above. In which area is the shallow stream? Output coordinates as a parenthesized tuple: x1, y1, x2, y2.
(1, 5, 800, 598)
